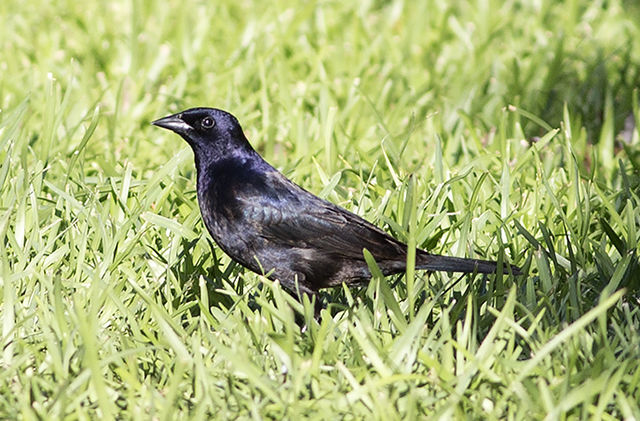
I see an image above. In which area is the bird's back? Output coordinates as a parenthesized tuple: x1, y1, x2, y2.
(196, 155, 422, 292)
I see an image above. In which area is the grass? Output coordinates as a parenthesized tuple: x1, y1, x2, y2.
(1, 0, 640, 419)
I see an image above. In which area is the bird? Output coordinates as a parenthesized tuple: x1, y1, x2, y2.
(152, 107, 520, 299)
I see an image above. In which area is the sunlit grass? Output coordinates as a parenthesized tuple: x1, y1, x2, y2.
(1, 0, 639, 419)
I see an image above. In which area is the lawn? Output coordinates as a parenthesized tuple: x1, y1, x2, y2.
(1, 0, 639, 419)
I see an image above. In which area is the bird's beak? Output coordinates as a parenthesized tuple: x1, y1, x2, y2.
(151, 113, 192, 134)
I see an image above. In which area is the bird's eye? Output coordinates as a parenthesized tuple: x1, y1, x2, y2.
(201, 117, 215, 129)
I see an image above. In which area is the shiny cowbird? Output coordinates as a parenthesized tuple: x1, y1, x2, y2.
(153, 108, 520, 298)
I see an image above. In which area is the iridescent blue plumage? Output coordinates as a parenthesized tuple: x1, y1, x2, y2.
(152, 108, 521, 297)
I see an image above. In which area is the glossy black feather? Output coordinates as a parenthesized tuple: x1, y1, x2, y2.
(153, 108, 520, 295)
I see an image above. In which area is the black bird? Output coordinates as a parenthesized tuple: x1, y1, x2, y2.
(152, 108, 520, 298)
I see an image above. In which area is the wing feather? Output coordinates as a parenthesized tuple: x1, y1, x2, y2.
(237, 181, 408, 262)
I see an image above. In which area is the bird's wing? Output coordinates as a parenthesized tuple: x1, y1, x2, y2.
(237, 177, 408, 262)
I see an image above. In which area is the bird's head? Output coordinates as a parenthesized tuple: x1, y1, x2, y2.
(152, 108, 253, 161)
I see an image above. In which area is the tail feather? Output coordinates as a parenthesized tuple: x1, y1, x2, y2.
(417, 253, 521, 275)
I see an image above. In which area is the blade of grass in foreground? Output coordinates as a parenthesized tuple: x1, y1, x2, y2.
(513, 289, 624, 384)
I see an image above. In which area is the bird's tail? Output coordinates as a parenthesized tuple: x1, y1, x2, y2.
(416, 252, 521, 275)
